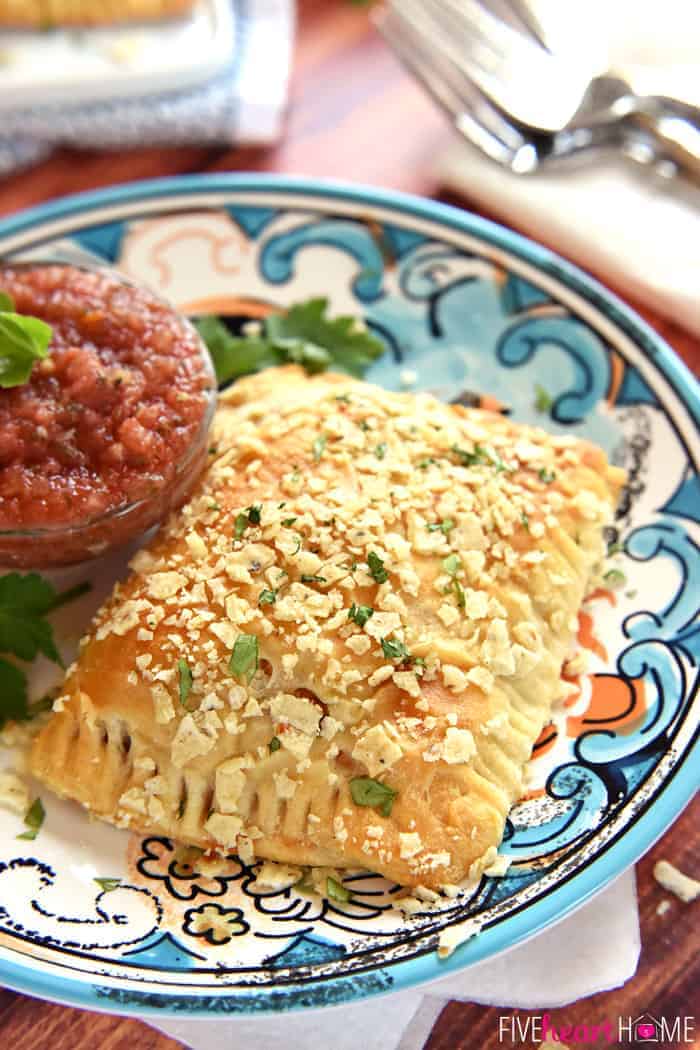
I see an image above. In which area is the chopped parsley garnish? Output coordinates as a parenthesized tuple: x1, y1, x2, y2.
(348, 603, 374, 627)
(195, 298, 385, 387)
(381, 636, 410, 662)
(374, 442, 387, 460)
(534, 383, 554, 412)
(326, 876, 352, 903)
(301, 574, 326, 585)
(520, 513, 530, 530)
(358, 419, 370, 432)
(603, 568, 626, 589)
(281, 516, 298, 527)
(607, 540, 624, 555)
(234, 505, 263, 539)
(417, 457, 436, 469)
(453, 578, 466, 610)
(442, 554, 462, 576)
(451, 443, 508, 472)
(228, 634, 259, 683)
(451, 442, 489, 467)
(312, 434, 327, 462)
(538, 467, 556, 484)
(0, 572, 90, 730)
(258, 588, 278, 606)
(427, 518, 454, 535)
(17, 797, 45, 841)
(335, 393, 352, 404)
(178, 659, 193, 707)
(367, 551, 389, 584)
(350, 776, 397, 817)
(269, 736, 281, 753)
(94, 878, 121, 893)
(0, 293, 53, 389)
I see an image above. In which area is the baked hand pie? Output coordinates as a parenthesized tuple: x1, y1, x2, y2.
(32, 367, 625, 889)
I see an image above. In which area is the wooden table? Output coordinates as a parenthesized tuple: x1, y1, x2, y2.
(0, 2, 697, 1047)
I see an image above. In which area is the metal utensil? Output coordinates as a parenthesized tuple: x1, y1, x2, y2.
(384, 0, 700, 181)
(374, 3, 652, 175)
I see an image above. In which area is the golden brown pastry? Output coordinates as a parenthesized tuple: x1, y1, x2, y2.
(31, 367, 625, 889)
(0, 0, 194, 26)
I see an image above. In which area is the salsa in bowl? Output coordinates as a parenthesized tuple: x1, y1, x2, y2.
(0, 262, 216, 567)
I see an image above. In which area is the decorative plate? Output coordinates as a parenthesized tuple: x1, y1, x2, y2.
(0, 176, 697, 1018)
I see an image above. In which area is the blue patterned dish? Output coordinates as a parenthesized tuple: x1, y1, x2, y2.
(0, 175, 697, 1017)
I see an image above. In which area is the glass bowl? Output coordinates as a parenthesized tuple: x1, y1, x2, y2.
(0, 259, 217, 569)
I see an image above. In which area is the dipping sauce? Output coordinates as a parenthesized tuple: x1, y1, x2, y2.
(0, 264, 216, 567)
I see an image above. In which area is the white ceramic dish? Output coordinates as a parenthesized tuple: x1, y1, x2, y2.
(0, 0, 235, 112)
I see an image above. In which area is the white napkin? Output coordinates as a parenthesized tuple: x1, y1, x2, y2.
(437, 0, 700, 338)
(145, 869, 640, 1050)
(0, 0, 294, 176)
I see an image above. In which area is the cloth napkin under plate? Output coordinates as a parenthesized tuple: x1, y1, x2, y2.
(0, 0, 294, 177)
(437, 0, 700, 338)
(145, 869, 640, 1050)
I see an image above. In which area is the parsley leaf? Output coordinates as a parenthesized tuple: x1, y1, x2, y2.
(94, 877, 121, 893)
(0, 297, 52, 389)
(367, 551, 389, 584)
(312, 434, 327, 463)
(534, 383, 554, 412)
(427, 518, 454, 535)
(269, 736, 281, 753)
(520, 512, 530, 530)
(442, 554, 461, 576)
(178, 659, 193, 707)
(234, 505, 262, 540)
(0, 572, 65, 665)
(0, 575, 90, 730)
(228, 634, 259, 683)
(281, 517, 297, 527)
(381, 636, 410, 662)
(374, 443, 387, 460)
(17, 797, 45, 841)
(0, 658, 29, 728)
(350, 777, 397, 818)
(348, 603, 374, 627)
(258, 588, 278, 606)
(265, 297, 385, 378)
(195, 298, 384, 387)
(300, 574, 326, 585)
(538, 467, 556, 484)
(234, 512, 248, 539)
(326, 876, 352, 903)
(604, 568, 626, 588)
(453, 578, 466, 610)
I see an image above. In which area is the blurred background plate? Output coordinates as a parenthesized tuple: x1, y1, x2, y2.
(0, 0, 235, 112)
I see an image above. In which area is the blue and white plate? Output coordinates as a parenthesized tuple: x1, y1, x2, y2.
(0, 176, 697, 1017)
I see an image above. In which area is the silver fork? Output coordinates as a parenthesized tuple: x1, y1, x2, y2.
(374, 0, 700, 181)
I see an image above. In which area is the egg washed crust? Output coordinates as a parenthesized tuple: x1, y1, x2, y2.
(32, 366, 625, 890)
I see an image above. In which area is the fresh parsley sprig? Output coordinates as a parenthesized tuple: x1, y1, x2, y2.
(0, 290, 53, 389)
(194, 298, 385, 387)
(0, 573, 91, 730)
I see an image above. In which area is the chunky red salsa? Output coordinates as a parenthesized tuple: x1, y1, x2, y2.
(0, 264, 215, 566)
